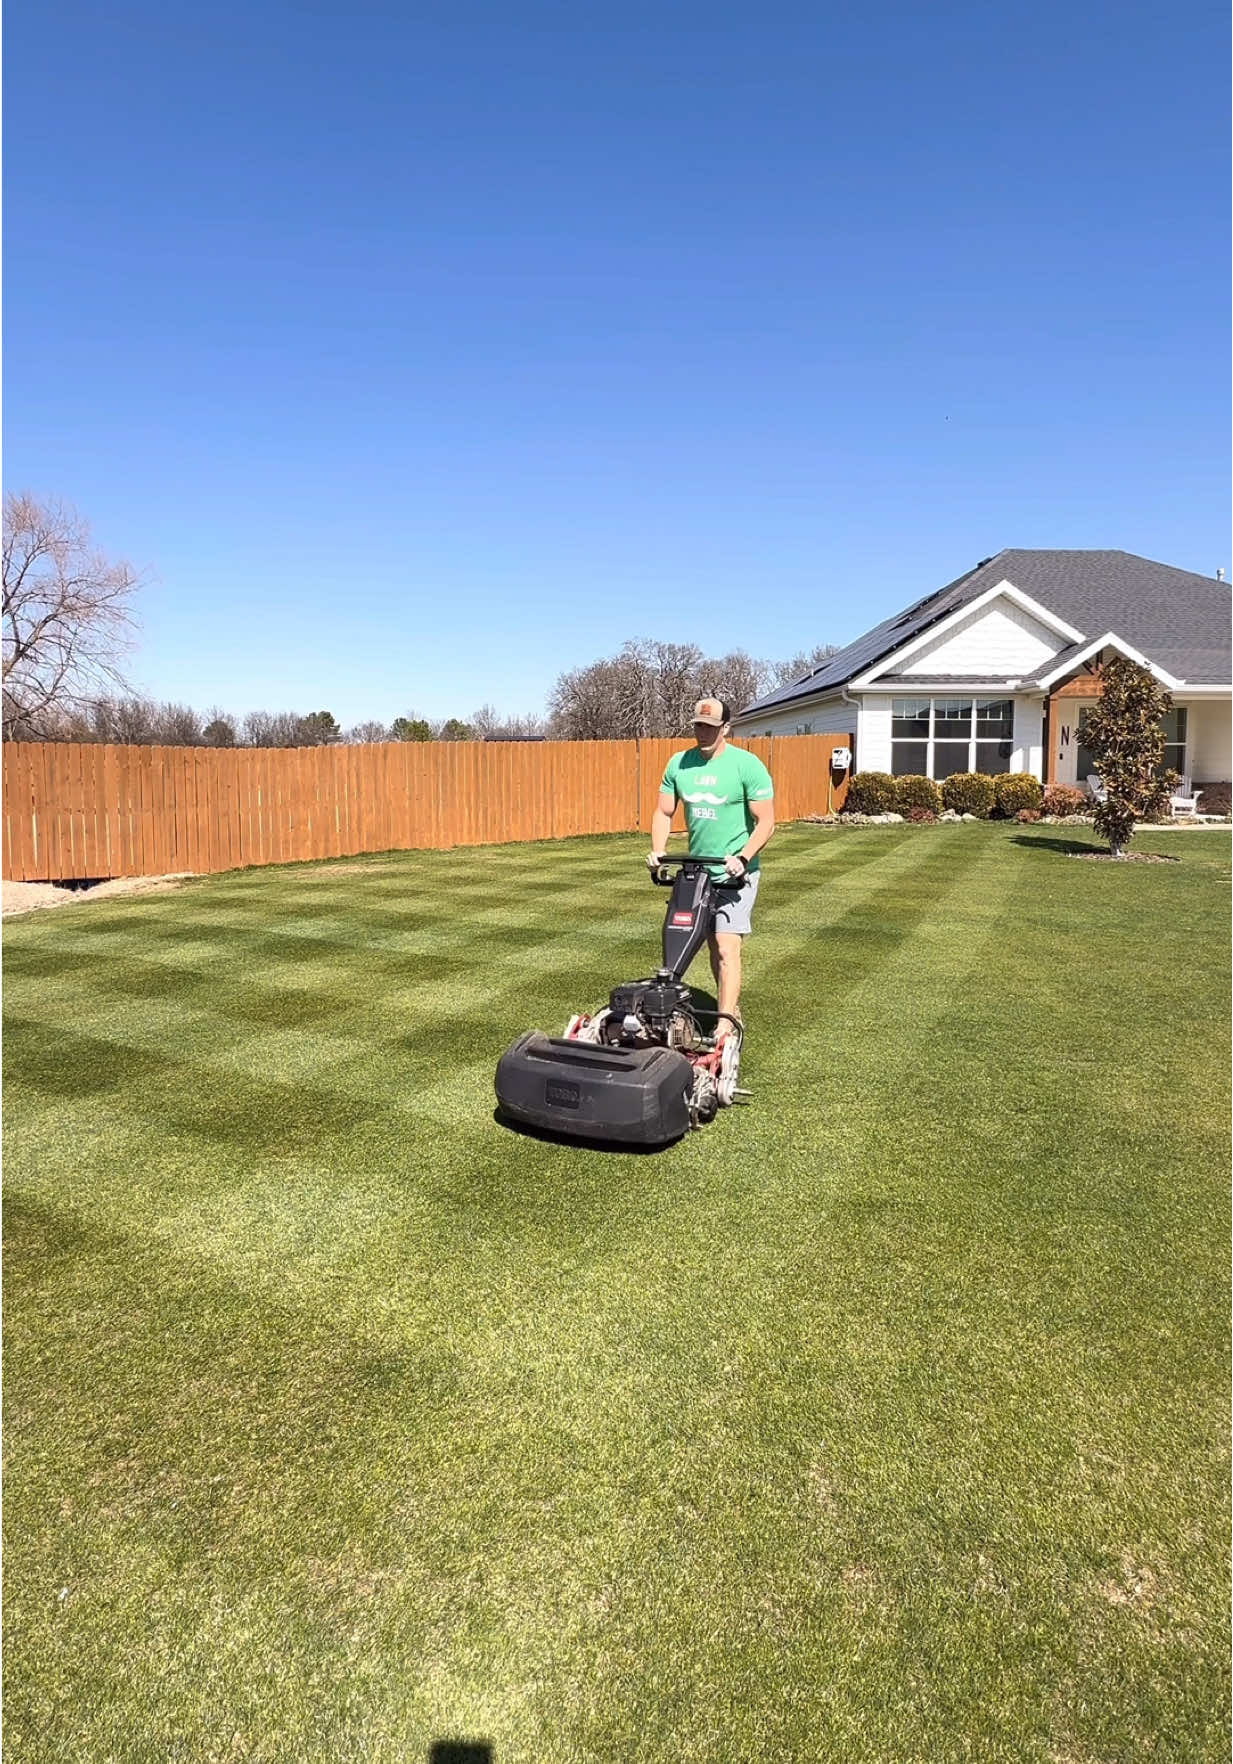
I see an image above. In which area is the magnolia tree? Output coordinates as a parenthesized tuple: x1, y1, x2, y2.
(1080, 656, 1175, 856)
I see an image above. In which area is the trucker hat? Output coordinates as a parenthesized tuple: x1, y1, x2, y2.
(692, 697, 730, 726)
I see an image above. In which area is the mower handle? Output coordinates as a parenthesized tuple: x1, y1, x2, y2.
(651, 857, 750, 888)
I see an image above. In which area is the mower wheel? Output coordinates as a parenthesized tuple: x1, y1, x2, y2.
(716, 1033, 742, 1106)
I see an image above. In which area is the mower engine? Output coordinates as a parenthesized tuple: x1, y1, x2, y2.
(494, 858, 746, 1145)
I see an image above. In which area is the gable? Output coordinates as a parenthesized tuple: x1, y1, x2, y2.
(894, 597, 1066, 678)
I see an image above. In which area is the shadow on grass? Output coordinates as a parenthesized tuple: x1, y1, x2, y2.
(430, 1743, 493, 1763)
(1009, 834, 1101, 856)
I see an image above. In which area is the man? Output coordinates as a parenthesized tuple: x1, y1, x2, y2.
(647, 697, 775, 1032)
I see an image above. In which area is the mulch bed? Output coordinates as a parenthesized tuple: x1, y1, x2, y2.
(1067, 851, 1180, 864)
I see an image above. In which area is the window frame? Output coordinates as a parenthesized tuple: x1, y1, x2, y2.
(889, 696, 1016, 779)
(1077, 706, 1187, 782)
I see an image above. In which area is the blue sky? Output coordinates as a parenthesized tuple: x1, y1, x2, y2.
(7, 0, 1228, 726)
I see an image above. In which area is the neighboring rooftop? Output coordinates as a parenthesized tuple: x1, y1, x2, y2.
(740, 550, 1232, 716)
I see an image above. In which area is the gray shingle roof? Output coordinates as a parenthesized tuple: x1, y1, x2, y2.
(738, 550, 1232, 716)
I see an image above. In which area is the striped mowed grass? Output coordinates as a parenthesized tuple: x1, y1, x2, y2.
(3, 823, 1230, 1764)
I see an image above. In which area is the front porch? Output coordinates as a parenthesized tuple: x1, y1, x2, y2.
(1045, 673, 1231, 798)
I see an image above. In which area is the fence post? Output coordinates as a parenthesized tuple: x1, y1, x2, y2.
(635, 739, 642, 831)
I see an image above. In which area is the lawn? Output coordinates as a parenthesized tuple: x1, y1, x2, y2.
(3, 823, 1230, 1764)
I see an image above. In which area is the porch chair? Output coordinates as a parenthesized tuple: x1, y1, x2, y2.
(1169, 776, 1207, 818)
(1085, 774, 1107, 803)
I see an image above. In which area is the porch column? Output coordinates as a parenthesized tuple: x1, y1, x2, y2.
(1048, 672, 1103, 786)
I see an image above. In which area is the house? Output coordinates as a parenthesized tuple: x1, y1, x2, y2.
(734, 550, 1232, 792)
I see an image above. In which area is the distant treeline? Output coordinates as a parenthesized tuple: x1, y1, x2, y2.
(2, 700, 549, 747)
(3, 642, 838, 746)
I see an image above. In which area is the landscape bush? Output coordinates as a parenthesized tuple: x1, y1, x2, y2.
(907, 805, 937, 824)
(895, 774, 943, 814)
(941, 772, 996, 817)
(993, 772, 1043, 816)
(844, 771, 898, 815)
(1016, 807, 1042, 823)
(1041, 784, 1088, 817)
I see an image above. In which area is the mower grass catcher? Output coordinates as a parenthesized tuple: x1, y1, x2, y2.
(495, 858, 748, 1146)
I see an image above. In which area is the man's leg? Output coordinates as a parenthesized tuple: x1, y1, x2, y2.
(708, 931, 744, 1023)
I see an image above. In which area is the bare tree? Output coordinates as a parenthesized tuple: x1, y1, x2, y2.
(345, 720, 392, 744)
(243, 710, 300, 747)
(471, 702, 549, 740)
(548, 640, 787, 739)
(155, 701, 204, 745)
(2, 493, 140, 736)
(696, 649, 773, 718)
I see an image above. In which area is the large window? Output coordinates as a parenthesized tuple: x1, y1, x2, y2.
(1078, 707, 1187, 783)
(1161, 707, 1187, 776)
(890, 698, 1014, 779)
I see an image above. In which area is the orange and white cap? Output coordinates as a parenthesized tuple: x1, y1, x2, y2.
(692, 697, 730, 727)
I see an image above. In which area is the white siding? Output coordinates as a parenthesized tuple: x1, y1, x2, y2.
(858, 697, 893, 772)
(736, 694, 852, 738)
(1011, 695, 1045, 779)
(899, 599, 1066, 677)
(1183, 699, 1233, 779)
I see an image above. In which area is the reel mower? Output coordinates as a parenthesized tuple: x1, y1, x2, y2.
(494, 857, 749, 1147)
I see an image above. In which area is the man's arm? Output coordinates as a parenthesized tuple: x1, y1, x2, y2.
(649, 789, 676, 865)
(722, 798, 775, 876)
(741, 798, 776, 862)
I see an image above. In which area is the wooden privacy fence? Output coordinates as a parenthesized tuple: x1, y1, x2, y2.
(2, 734, 853, 882)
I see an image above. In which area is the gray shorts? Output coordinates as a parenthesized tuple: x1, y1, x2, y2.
(712, 868, 761, 936)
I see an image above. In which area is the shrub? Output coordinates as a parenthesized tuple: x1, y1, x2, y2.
(907, 805, 937, 824)
(941, 772, 996, 817)
(1195, 780, 1231, 816)
(1042, 783, 1088, 817)
(993, 772, 1043, 816)
(895, 774, 943, 814)
(844, 771, 898, 815)
(1015, 807, 1042, 823)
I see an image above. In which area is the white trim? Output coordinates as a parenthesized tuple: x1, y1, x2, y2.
(1171, 684, 1233, 697)
(1035, 631, 1184, 690)
(859, 681, 1043, 694)
(849, 580, 1086, 687)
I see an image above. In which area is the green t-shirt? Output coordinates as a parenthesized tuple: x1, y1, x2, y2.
(660, 743, 775, 880)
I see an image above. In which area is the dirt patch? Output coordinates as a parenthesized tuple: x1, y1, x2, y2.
(305, 861, 396, 878)
(1067, 852, 1180, 864)
(1098, 1555, 1159, 1608)
(2, 874, 195, 917)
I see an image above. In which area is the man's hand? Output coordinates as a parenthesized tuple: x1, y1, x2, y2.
(723, 854, 750, 879)
(646, 850, 667, 872)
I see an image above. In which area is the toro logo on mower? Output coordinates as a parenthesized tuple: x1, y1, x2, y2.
(671, 911, 694, 927)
